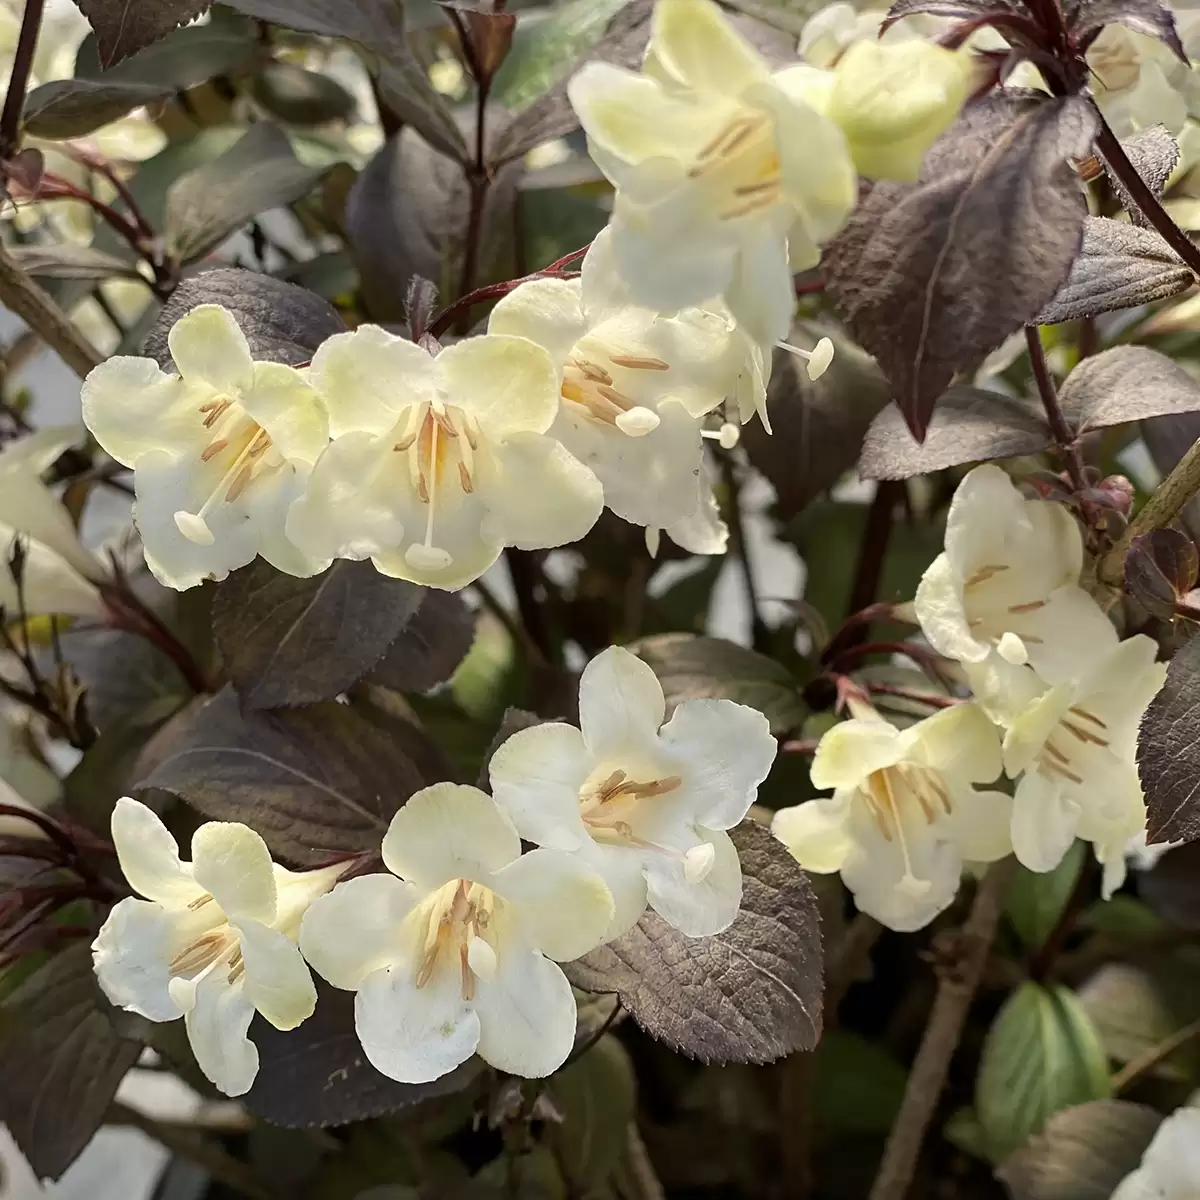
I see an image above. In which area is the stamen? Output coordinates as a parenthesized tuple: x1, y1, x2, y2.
(168, 932, 227, 976)
(1062, 720, 1109, 747)
(1042, 759, 1084, 785)
(187, 893, 214, 910)
(459, 942, 475, 1002)
(1044, 741, 1071, 764)
(597, 383, 633, 411)
(609, 355, 670, 372)
(227, 949, 244, 985)
(734, 177, 780, 197)
(458, 461, 474, 494)
(964, 564, 1008, 588)
(1069, 706, 1108, 729)
(719, 191, 779, 222)
(225, 462, 254, 502)
(200, 438, 228, 463)
(1008, 600, 1047, 614)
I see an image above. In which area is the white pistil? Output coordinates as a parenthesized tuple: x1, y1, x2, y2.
(684, 843, 716, 884)
(777, 337, 835, 381)
(703, 422, 741, 449)
(176, 425, 273, 546)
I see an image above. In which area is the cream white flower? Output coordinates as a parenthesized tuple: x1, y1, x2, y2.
(773, 703, 1010, 931)
(999, 634, 1165, 897)
(1112, 1107, 1200, 1200)
(82, 305, 331, 591)
(488, 230, 765, 533)
(0, 426, 110, 618)
(824, 40, 974, 182)
(568, 0, 856, 346)
(1088, 23, 1192, 137)
(489, 646, 776, 939)
(914, 465, 1117, 684)
(92, 798, 339, 1097)
(286, 327, 604, 591)
(299, 783, 614, 1084)
(799, 3, 886, 68)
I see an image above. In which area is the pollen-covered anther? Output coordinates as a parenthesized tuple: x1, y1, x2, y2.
(413, 879, 499, 1001)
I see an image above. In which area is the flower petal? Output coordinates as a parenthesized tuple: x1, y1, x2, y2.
(551, 399, 702, 529)
(82, 355, 195, 467)
(243, 461, 329, 581)
(645, 826, 741, 936)
(284, 431, 408, 564)
(300, 873, 417, 990)
(479, 431, 604, 551)
(659, 698, 776, 829)
(1015, 585, 1119, 685)
(356, 960, 480, 1084)
(772, 795, 855, 873)
(241, 362, 329, 463)
(1011, 772, 1081, 873)
(473, 946, 577, 1078)
(652, 0, 769, 96)
(491, 848, 614, 961)
(940, 787, 1014, 864)
(914, 553, 986, 664)
(132, 448, 263, 590)
(487, 722, 593, 852)
(92, 897, 185, 1022)
(437, 335, 560, 437)
(184, 971, 259, 1097)
(232, 917, 317, 1031)
(168, 305, 254, 396)
(111, 796, 203, 907)
(587, 842, 652, 939)
(191, 821, 278, 924)
(810, 718, 903, 790)
(900, 703, 1002, 785)
(310, 326, 436, 438)
(578, 646, 666, 760)
(487, 277, 589, 368)
(0, 531, 105, 618)
(568, 62, 726, 169)
(724, 221, 799, 347)
(381, 783, 521, 891)
(665, 464, 728, 555)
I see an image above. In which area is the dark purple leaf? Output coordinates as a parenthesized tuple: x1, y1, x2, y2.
(1139, 633, 1200, 844)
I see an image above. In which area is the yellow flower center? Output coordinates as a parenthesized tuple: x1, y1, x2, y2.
(391, 400, 481, 572)
(687, 111, 782, 222)
(176, 394, 277, 546)
(561, 351, 670, 437)
(413, 879, 500, 1001)
(1036, 706, 1110, 786)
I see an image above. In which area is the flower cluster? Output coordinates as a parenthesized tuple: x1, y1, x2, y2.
(93, 646, 777, 1095)
(773, 465, 1167, 931)
(79, 0, 972, 595)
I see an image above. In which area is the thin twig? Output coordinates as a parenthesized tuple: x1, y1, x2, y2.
(864, 681, 959, 710)
(622, 1122, 666, 1200)
(1100, 433, 1200, 584)
(1095, 111, 1200, 280)
(0, 0, 44, 157)
(843, 482, 903, 648)
(868, 858, 1018, 1200)
(1028, 854, 1097, 982)
(1025, 325, 1088, 497)
(472, 576, 547, 668)
(722, 454, 768, 651)
(1111, 1017, 1200, 1095)
(0, 241, 102, 378)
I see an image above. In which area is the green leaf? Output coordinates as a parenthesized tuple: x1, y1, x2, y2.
(997, 1099, 1162, 1200)
(629, 633, 806, 735)
(134, 686, 454, 864)
(144, 266, 345, 368)
(22, 77, 172, 139)
(494, 0, 632, 110)
(70, 0, 210, 67)
(164, 123, 332, 264)
(977, 982, 1112, 1163)
(1007, 841, 1086, 950)
(0, 944, 143, 1179)
(73, 20, 255, 89)
(6, 244, 144, 281)
(814, 1031, 908, 1133)
(251, 61, 358, 126)
(566, 822, 823, 1064)
(548, 1035, 636, 1190)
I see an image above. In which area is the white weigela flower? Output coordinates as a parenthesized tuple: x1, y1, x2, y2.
(81, 305, 331, 591)
(92, 798, 339, 1097)
(823, 40, 974, 182)
(1088, 24, 1192, 137)
(488, 229, 766, 534)
(914, 465, 1118, 684)
(286, 327, 604, 591)
(0, 426, 110, 617)
(488, 645, 777, 939)
(1000, 634, 1165, 896)
(1112, 1107, 1200, 1200)
(299, 783, 614, 1083)
(568, 0, 856, 346)
(772, 703, 1010, 931)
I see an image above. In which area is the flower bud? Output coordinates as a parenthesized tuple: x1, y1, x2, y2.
(826, 40, 975, 182)
(1126, 529, 1199, 619)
